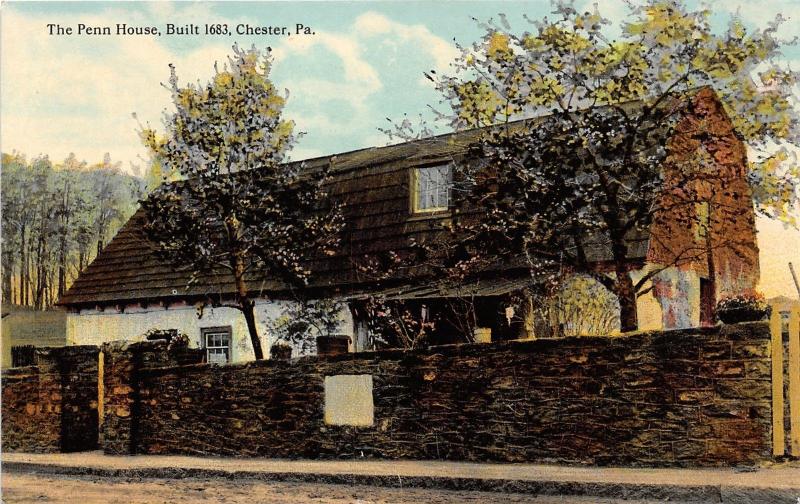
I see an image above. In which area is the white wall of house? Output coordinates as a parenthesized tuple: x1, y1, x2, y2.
(536, 264, 701, 337)
(66, 298, 354, 362)
(66, 265, 702, 357)
(632, 265, 701, 331)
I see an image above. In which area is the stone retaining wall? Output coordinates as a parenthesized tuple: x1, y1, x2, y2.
(105, 323, 774, 466)
(1, 346, 99, 452)
(0, 323, 776, 465)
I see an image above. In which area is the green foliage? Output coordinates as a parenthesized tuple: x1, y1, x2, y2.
(434, 0, 799, 223)
(549, 275, 621, 336)
(269, 299, 345, 355)
(1, 152, 142, 308)
(139, 44, 343, 359)
(409, 0, 796, 332)
(138, 44, 297, 181)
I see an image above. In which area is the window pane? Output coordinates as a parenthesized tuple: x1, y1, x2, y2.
(204, 328, 231, 363)
(415, 165, 452, 211)
(208, 350, 227, 365)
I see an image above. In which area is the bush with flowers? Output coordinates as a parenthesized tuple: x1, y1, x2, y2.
(715, 291, 771, 324)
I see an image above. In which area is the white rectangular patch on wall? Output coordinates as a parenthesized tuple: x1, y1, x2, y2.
(324, 374, 374, 427)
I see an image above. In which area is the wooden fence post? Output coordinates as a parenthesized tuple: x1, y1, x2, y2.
(771, 309, 785, 457)
(98, 350, 105, 430)
(789, 306, 799, 457)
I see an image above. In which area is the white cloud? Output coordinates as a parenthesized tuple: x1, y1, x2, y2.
(0, 6, 232, 172)
(274, 29, 383, 111)
(712, 0, 800, 39)
(144, 1, 217, 24)
(353, 11, 458, 72)
(1, 6, 459, 169)
(286, 146, 324, 162)
(575, 0, 629, 39)
(351, 11, 459, 90)
(577, 0, 800, 41)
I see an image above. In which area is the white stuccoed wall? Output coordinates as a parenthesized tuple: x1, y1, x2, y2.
(632, 264, 701, 331)
(548, 265, 701, 336)
(66, 298, 354, 362)
(66, 266, 701, 356)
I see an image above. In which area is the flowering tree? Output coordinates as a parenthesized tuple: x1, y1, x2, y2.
(419, 0, 798, 331)
(269, 298, 345, 355)
(139, 45, 343, 359)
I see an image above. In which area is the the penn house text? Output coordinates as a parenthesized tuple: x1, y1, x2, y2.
(47, 23, 316, 37)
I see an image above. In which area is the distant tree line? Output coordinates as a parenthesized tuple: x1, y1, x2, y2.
(1, 152, 144, 309)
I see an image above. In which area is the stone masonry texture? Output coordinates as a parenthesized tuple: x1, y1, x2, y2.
(1, 323, 775, 466)
(101, 339, 182, 455)
(109, 322, 774, 467)
(1, 346, 99, 452)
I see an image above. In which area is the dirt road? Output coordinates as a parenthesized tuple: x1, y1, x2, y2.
(1, 472, 670, 503)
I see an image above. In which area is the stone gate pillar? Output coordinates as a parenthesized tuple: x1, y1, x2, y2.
(101, 340, 170, 454)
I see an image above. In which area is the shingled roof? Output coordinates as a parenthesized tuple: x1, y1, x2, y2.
(59, 95, 686, 307)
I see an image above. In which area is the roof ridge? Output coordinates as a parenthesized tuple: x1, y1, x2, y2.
(289, 85, 710, 170)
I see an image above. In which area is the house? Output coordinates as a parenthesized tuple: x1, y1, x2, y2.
(57, 87, 759, 362)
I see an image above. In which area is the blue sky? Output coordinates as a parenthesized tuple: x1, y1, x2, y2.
(5, 1, 550, 163)
(4, 1, 799, 164)
(2, 0, 799, 296)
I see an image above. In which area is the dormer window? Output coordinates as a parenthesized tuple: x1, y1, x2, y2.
(412, 164, 452, 213)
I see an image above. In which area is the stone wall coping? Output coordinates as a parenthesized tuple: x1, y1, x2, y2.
(101, 340, 167, 352)
(2, 345, 102, 376)
(36, 345, 100, 357)
(136, 322, 767, 377)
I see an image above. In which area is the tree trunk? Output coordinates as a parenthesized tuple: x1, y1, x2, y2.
(241, 299, 264, 360)
(50, 267, 57, 306)
(20, 223, 28, 306)
(616, 271, 638, 332)
(58, 240, 67, 298)
(2, 257, 12, 303)
(44, 270, 51, 308)
(35, 226, 45, 310)
(233, 255, 265, 360)
(58, 183, 70, 298)
(608, 222, 639, 332)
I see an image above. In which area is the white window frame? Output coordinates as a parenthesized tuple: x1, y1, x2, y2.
(411, 164, 452, 214)
(202, 326, 232, 364)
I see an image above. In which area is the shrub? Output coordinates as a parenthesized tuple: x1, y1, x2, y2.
(716, 292, 771, 324)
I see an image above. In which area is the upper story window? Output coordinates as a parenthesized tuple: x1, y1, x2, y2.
(202, 326, 231, 364)
(412, 164, 453, 213)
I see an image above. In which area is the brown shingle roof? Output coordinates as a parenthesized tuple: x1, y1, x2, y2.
(59, 96, 686, 307)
